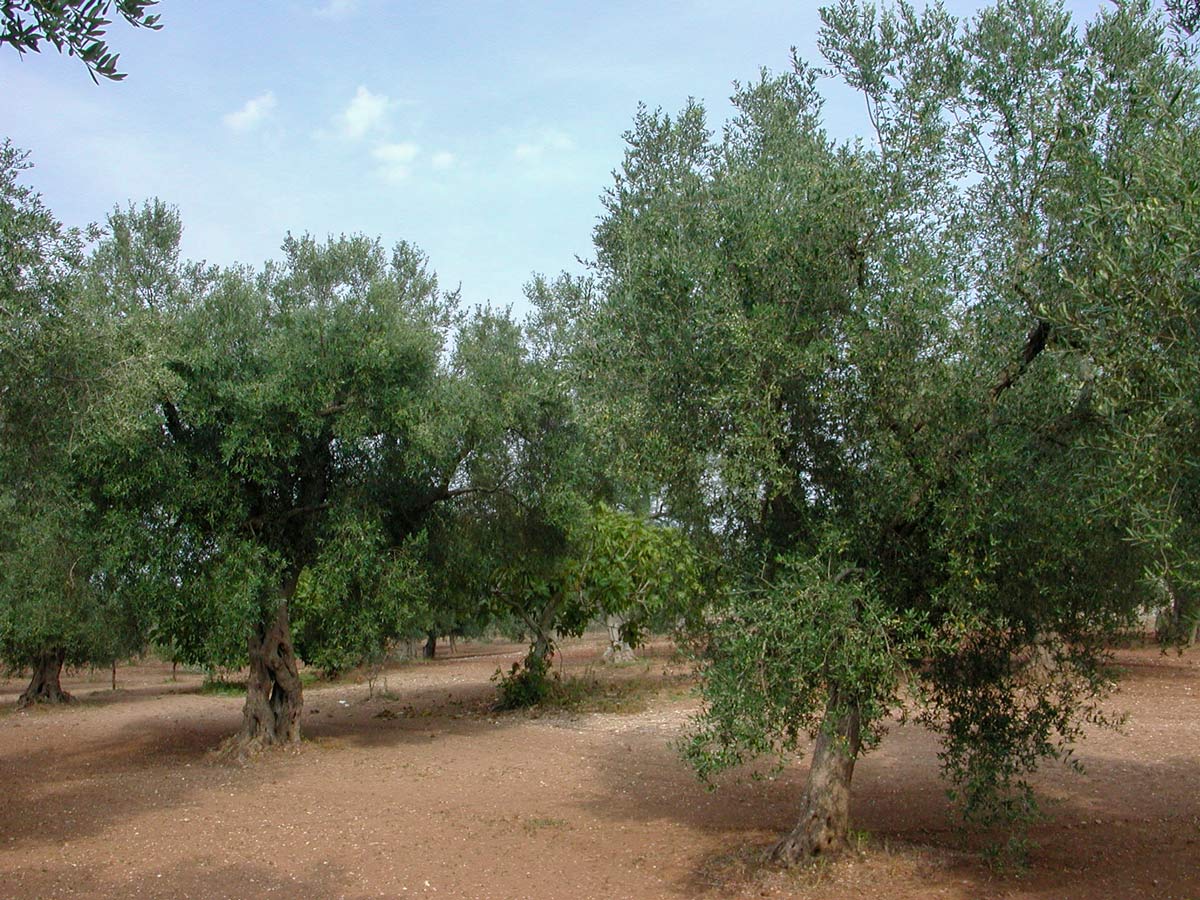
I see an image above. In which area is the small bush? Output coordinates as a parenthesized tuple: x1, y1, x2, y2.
(494, 657, 685, 714)
(493, 653, 553, 709)
(199, 676, 245, 696)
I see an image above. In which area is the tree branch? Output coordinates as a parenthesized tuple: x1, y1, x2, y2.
(160, 397, 187, 442)
(891, 316, 1053, 529)
(243, 502, 330, 532)
(989, 318, 1050, 404)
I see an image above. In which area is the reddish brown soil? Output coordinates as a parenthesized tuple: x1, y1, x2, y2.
(0, 638, 1196, 899)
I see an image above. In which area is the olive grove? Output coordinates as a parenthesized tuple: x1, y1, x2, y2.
(0, 0, 1196, 869)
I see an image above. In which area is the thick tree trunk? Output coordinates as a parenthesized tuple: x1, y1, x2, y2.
(772, 693, 863, 865)
(1158, 578, 1199, 647)
(529, 592, 562, 665)
(531, 630, 552, 664)
(236, 597, 303, 755)
(423, 632, 437, 659)
(602, 614, 635, 664)
(17, 649, 72, 709)
(1172, 583, 1198, 648)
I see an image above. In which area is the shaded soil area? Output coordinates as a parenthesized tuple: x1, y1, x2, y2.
(0, 638, 1196, 899)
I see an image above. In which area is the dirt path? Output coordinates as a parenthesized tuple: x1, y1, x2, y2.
(0, 639, 1196, 899)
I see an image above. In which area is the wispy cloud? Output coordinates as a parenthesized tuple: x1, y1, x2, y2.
(373, 142, 420, 183)
(431, 151, 456, 171)
(339, 85, 391, 140)
(513, 128, 575, 163)
(314, 0, 357, 19)
(222, 91, 277, 132)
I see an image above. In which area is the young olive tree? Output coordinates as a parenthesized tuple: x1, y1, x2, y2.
(586, 0, 1180, 862)
(421, 287, 703, 707)
(488, 498, 702, 708)
(451, 306, 603, 705)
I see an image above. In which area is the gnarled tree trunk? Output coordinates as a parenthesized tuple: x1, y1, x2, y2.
(1156, 577, 1199, 647)
(531, 631, 551, 664)
(603, 613, 635, 664)
(423, 632, 437, 659)
(1170, 579, 1198, 647)
(529, 592, 561, 667)
(772, 691, 862, 865)
(17, 649, 72, 709)
(237, 597, 303, 755)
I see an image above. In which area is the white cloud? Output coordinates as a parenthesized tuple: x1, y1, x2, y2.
(339, 85, 391, 140)
(222, 91, 277, 132)
(431, 151, 456, 170)
(314, 0, 357, 18)
(373, 142, 420, 183)
(513, 128, 575, 163)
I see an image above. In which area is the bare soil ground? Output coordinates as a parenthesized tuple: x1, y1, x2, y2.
(0, 637, 1196, 900)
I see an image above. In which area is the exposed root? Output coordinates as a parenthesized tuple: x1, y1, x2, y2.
(210, 732, 302, 766)
(15, 686, 75, 710)
(771, 813, 849, 866)
(16, 651, 74, 710)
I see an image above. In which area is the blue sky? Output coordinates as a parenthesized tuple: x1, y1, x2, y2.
(3, 0, 1107, 312)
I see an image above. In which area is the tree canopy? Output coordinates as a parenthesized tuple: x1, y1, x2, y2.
(0, 145, 155, 706)
(584, 0, 1194, 862)
(109, 226, 466, 751)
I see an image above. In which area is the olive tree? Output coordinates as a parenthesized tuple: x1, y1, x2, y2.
(585, 0, 1178, 862)
(0, 147, 155, 706)
(442, 303, 605, 705)
(1050, 0, 1200, 643)
(106, 228, 458, 753)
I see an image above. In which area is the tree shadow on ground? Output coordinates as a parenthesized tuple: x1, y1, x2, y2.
(0, 660, 538, 853)
(574, 695, 1200, 899)
(0, 705, 238, 851)
(0, 673, 206, 712)
(6, 856, 357, 900)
